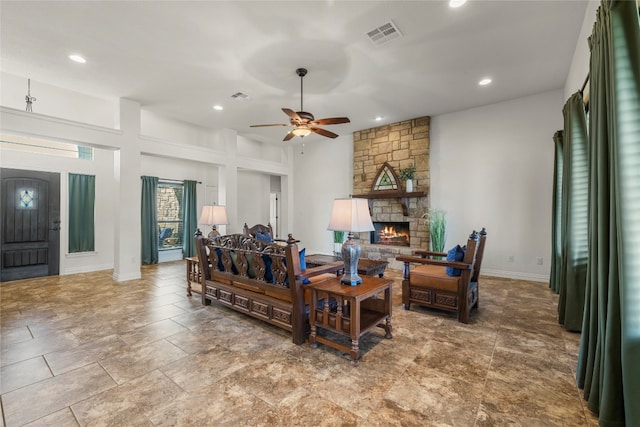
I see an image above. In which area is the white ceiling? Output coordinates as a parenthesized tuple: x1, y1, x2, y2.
(0, 1, 588, 144)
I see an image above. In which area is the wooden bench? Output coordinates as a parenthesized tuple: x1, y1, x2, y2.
(194, 231, 342, 344)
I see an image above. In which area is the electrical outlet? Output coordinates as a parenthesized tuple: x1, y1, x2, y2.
(537, 257, 543, 265)
(508, 255, 514, 262)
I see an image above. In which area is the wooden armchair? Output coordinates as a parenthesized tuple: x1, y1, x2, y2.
(243, 222, 274, 239)
(396, 228, 487, 323)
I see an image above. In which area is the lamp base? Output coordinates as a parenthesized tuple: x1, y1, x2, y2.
(208, 226, 220, 238)
(340, 234, 363, 286)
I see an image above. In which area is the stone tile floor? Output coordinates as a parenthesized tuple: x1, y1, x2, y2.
(0, 261, 599, 426)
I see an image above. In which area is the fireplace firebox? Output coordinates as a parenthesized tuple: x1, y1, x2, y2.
(370, 222, 410, 247)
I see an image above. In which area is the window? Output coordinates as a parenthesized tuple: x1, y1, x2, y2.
(157, 181, 183, 250)
(1, 134, 93, 160)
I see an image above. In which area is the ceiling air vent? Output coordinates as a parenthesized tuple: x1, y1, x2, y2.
(231, 92, 249, 100)
(366, 21, 402, 46)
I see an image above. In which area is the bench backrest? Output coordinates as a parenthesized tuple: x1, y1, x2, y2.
(194, 232, 302, 297)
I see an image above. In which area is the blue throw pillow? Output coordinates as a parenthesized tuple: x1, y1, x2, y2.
(299, 248, 306, 270)
(299, 248, 310, 284)
(445, 245, 465, 277)
(214, 248, 225, 271)
(255, 232, 273, 242)
(262, 254, 274, 282)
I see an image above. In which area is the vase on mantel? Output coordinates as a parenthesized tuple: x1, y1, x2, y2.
(405, 179, 414, 193)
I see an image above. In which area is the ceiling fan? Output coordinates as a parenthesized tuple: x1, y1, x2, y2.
(250, 68, 350, 141)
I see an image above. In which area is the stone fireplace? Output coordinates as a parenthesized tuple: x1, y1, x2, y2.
(371, 221, 410, 247)
(352, 116, 430, 269)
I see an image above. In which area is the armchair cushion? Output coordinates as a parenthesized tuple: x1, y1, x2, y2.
(445, 245, 465, 276)
(412, 264, 460, 292)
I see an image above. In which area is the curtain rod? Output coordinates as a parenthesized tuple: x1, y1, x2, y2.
(141, 177, 202, 184)
(580, 72, 590, 112)
(159, 178, 202, 184)
(580, 73, 589, 94)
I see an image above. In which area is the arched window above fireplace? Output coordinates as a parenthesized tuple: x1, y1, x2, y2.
(372, 162, 400, 192)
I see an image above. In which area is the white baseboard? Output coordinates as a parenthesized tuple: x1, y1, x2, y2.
(63, 264, 112, 275)
(112, 270, 142, 282)
(482, 268, 549, 283)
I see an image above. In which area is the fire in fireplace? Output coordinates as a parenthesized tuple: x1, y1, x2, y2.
(371, 222, 410, 247)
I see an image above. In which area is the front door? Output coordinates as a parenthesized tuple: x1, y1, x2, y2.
(1, 168, 60, 282)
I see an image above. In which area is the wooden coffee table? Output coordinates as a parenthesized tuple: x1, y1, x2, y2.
(357, 259, 389, 278)
(307, 275, 393, 365)
(305, 254, 389, 277)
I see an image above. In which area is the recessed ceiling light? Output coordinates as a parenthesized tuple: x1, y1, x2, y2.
(449, 0, 467, 8)
(375, 116, 383, 121)
(479, 78, 492, 86)
(213, 105, 223, 111)
(69, 54, 86, 64)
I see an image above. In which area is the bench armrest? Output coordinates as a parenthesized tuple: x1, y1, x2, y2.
(296, 261, 343, 280)
(396, 255, 471, 270)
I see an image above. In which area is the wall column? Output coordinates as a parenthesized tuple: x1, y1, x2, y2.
(220, 128, 238, 233)
(113, 98, 142, 281)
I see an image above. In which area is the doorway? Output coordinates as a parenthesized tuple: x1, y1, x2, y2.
(1, 168, 61, 282)
(269, 192, 279, 238)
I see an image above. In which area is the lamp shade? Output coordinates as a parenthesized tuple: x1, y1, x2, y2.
(199, 205, 229, 226)
(327, 198, 374, 232)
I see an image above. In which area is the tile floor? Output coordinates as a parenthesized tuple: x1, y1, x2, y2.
(1, 261, 599, 426)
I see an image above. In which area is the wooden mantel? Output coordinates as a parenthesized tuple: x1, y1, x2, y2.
(351, 190, 427, 216)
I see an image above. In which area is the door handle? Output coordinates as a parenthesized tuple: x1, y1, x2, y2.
(50, 226, 61, 231)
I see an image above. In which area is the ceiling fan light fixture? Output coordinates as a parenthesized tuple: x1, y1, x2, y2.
(69, 54, 86, 63)
(449, 0, 467, 8)
(292, 127, 312, 137)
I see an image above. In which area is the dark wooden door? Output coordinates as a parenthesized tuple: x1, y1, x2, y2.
(1, 168, 60, 282)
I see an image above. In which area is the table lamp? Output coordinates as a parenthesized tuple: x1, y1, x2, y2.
(327, 198, 374, 285)
(199, 205, 229, 238)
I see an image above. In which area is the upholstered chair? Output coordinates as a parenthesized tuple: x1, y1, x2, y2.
(396, 228, 487, 323)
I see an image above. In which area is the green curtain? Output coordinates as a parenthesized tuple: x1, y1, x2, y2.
(141, 175, 159, 265)
(181, 180, 197, 258)
(549, 130, 564, 294)
(577, 2, 640, 426)
(557, 92, 589, 332)
(68, 173, 95, 253)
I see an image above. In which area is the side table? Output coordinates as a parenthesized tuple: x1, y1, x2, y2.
(308, 275, 393, 365)
(186, 257, 202, 296)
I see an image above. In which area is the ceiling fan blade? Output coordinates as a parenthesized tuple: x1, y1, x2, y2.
(282, 108, 302, 122)
(283, 130, 296, 141)
(311, 127, 339, 139)
(312, 117, 351, 125)
(250, 123, 290, 128)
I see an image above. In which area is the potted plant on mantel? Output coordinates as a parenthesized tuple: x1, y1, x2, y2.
(398, 165, 416, 193)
